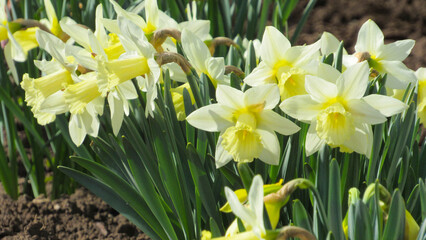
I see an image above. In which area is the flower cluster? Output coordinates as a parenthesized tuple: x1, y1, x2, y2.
(9, 1, 420, 164)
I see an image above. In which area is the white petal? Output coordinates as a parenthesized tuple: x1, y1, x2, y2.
(305, 75, 338, 102)
(258, 110, 300, 135)
(338, 62, 369, 100)
(178, 20, 211, 41)
(292, 41, 321, 67)
(162, 62, 187, 83)
(305, 121, 325, 156)
(145, 0, 159, 28)
(117, 80, 138, 100)
(108, 93, 124, 136)
(355, 19, 384, 54)
(342, 123, 372, 157)
(225, 187, 258, 227)
(40, 91, 69, 114)
(110, 0, 146, 29)
(244, 61, 275, 86)
(342, 55, 359, 68)
(347, 99, 387, 124)
(181, 29, 210, 73)
(363, 94, 408, 117)
(60, 17, 91, 50)
(69, 114, 87, 146)
(258, 129, 280, 165)
(320, 31, 344, 56)
(380, 60, 416, 89)
(260, 26, 291, 67)
(280, 95, 321, 122)
(94, 4, 108, 48)
(215, 136, 233, 168)
(216, 85, 244, 109)
(101, 18, 121, 35)
(186, 104, 234, 132)
(248, 175, 264, 230)
(244, 84, 280, 109)
(316, 62, 341, 84)
(376, 40, 415, 61)
(4, 43, 18, 83)
(206, 57, 225, 84)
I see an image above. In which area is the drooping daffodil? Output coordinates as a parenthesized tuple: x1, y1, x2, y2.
(244, 26, 320, 101)
(343, 19, 416, 90)
(186, 84, 300, 168)
(280, 62, 408, 157)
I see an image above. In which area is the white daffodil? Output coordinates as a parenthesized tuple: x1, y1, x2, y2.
(98, 16, 160, 118)
(21, 29, 78, 125)
(181, 29, 227, 87)
(61, 8, 141, 135)
(62, 72, 104, 146)
(344, 19, 416, 90)
(225, 175, 266, 239)
(416, 68, 426, 125)
(244, 26, 320, 101)
(281, 62, 408, 157)
(186, 84, 300, 168)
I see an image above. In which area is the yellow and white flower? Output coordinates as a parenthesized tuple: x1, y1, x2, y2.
(181, 28, 227, 87)
(244, 26, 320, 101)
(224, 175, 266, 239)
(280, 62, 408, 156)
(344, 19, 416, 90)
(186, 84, 300, 168)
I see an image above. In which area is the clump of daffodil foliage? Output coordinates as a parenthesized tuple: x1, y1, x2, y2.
(1, 0, 426, 239)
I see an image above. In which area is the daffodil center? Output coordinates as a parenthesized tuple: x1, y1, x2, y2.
(34, 69, 73, 98)
(277, 67, 307, 100)
(316, 102, 355, 146)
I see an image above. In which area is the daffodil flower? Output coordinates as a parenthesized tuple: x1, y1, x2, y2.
(280, 62, 408, 156)
(98, 16, 160, 118)
(21, 29, 78, 125)
(186, 84, 300, 168)
(344, 19, 416, 90)
(61, 9, 141, 135)
(181, 29, 227, 87)
(416, 68, 426, 125)
(244, 26, 320, 100)
(225, 175, 266, 239)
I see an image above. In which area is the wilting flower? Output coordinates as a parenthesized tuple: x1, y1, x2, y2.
(416, 68, 426, 125)
(281, 62, 408, 156)
(186, 84, 300, 168)
(244, 26, 320, 100)
(344, 19, 416, 90)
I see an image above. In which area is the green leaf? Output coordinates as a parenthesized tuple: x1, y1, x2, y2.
(328, 159, 344, 240)
(58, 166, 159, 239)
(293, 199, 313, 233)
(348, 200, 373, 240)
(382, 190, 405, 240)
(70, 156, 169, 240)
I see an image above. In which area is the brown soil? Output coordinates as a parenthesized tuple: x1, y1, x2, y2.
(0, 186, 148, 240)
(291, 0, 425, 70)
